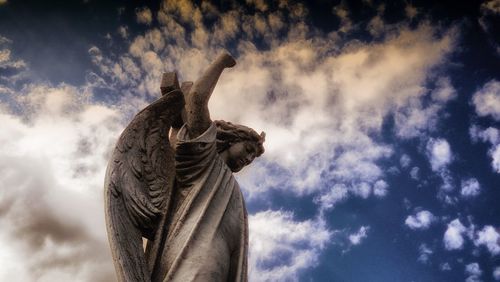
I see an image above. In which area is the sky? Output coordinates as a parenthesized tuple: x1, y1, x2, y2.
(0, 0, 499, 281)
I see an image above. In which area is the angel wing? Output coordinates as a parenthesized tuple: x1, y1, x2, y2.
(104, 81, 184, 282)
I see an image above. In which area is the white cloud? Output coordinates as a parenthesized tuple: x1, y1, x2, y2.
(470, 125, 499, 144)
(461, 178, 481, 198)
(0, 83, 121, 281)
(351, 182, 372, 199)
(349, 226, 370, 246)
(472, 80, 500, 121)
(474, 226, 500, 255)
(440, 262, 452, 271)
(493, 266, 500, 280)
(444, 219, 467, 250)
(400, 154, 411, 168)
(136, 7, 153, 25)
(425, 138, 455, 194)
(373, 180, 389, 197)
(465, 263, 482, 282)
(315, 184, 348, 210)
(395, 77, 456, 139)
(410, 166, 420, 180)
(426, 138, 452, 171)
(470, 125, 500, 173)
(249, 210, 331, 282)
(493, 145, 500, 173)
(417, 243, 433, 263)
(405, 210, 436, 230)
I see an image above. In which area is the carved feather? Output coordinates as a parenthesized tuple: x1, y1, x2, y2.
(104, 89, 184, 282)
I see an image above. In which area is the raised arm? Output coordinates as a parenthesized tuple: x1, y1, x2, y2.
(185, 52, 236, 138)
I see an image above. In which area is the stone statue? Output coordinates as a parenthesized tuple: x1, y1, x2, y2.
(104, 53, 265, 282)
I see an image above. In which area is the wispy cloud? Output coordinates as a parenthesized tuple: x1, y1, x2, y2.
(417, 243, 433, 263)
(348, 226, 370, 246)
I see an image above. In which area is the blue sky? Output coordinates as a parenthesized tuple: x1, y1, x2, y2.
(0, 0, 499, 281)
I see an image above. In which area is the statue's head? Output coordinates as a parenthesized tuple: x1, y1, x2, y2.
(215, 120, 265, 172)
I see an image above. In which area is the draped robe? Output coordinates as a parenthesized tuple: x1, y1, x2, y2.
(147, 123, 248, 282)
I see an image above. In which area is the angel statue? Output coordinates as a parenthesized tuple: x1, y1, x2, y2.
(104, 52, 265, 282)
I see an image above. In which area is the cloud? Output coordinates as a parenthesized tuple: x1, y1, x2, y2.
(351, 182, 372, 199)
(461, 178, 481, 198)
(470, 126, 499, 144)
(473, 226, 500, 255)
(248, 210, 331, 282)
(118, 26, 128, 38)
(246, 0, 268, 12)
(410, 166, 420, 180)
(440, 262, 452, 271)
(465, 263, 482, 282)
(470, 80, 500, 173)
(0, 36, 27, 84)
(417, 243, 433, 263)
(405, 4, 418, 19)
(373, 180, 389, 197)
(426, 138, 452, 171)
(405, 210, 436, 230)
(400, 154, 411, 168)
(494, 266, 500, 280)
(136, 7, 153, 25)
(444, 219, 467, 250)
(425, 138, 455, 194)
(395, 77, 456, 139)
(348, 226, 370, 246)
(473, 80, 500, 121)
(315, 184, 349, 210)
(470, 125, 500, 173)
(481, 0, 500, 15)
(91, 1, 458, 206)
(333, 2, 353, 33)
(315, 180, 387, 211)
(0, 83, 122, 281)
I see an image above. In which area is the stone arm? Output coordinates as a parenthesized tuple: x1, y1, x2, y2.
(185, 53, 236, 138)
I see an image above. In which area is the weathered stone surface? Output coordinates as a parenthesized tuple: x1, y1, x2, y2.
(160, 72, 180, 96)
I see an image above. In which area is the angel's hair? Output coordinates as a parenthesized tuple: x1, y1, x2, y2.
(214, 120, 265, 156)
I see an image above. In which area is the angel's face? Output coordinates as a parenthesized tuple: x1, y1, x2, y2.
(222, 141, 258, 172)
